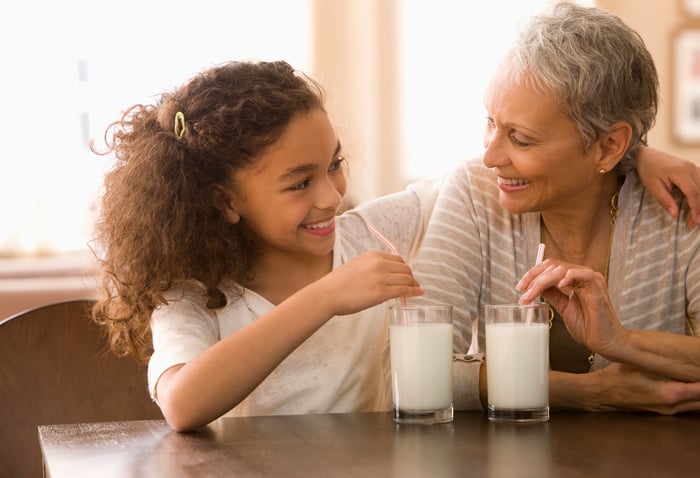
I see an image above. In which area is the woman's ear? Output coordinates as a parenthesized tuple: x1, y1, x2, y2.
(596, 121, 633, 173)
(212, 185, 241, 224)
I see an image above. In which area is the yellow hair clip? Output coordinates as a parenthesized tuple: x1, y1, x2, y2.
(174, 111, 187, 141)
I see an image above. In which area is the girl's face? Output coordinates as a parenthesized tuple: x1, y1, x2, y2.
(481, 71, 602, 215)
(225, 108, 346, 259)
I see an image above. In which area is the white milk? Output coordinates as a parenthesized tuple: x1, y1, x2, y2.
(486, 322, 549, 409)
(390, 323, 453, 411)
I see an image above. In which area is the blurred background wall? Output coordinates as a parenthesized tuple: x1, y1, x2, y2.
(0, 0, 697, 317)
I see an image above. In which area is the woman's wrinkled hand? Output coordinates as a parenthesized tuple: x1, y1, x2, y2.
(517, 258, 627, 359)
(592, 363, 700, 414)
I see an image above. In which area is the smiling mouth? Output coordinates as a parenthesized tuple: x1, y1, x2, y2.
(302, 217, 335, 230)
(498, 177, 530, 187)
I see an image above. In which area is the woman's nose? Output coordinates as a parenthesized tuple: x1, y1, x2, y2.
(482, 130, 508, 169)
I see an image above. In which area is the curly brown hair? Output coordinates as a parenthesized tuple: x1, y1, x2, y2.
(90, 60, 325, 363)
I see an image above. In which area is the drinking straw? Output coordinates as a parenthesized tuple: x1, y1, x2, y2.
(525, 242, 546, 325)
(366, 224, 399, 256)
(366, 224, 410, 323)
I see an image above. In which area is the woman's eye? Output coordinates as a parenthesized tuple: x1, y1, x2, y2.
(510, 133, 533, 147)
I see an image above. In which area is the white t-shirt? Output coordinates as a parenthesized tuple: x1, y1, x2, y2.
(147, 179, 441, 417)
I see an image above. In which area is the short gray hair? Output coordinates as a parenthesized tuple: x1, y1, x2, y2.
(501, 2, 658, 173)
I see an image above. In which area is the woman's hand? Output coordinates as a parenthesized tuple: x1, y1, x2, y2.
(317, 250, 424, 316)
(551, 364, 700, 414)
(591, 363, 700, 414)
(517, 259, 627, 359)
(637, 146, 700, 227)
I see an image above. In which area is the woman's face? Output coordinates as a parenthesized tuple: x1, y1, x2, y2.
(224, 108, 346, 260)
(482, 71, 602, 215)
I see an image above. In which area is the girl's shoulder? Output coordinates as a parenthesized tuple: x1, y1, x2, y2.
(153, 281, 214, 327)
(337, 178, 442, 260)
(152, 281, 257, 339)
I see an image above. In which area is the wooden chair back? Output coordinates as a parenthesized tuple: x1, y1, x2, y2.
(0, 299, 163, 478)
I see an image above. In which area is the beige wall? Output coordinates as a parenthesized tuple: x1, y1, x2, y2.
(598, 0, 700, 165)
(311, 0, 403, 206)
(0, 252, 98, 319)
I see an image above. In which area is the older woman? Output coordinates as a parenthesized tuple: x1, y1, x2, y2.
(413, 2, 700, 413)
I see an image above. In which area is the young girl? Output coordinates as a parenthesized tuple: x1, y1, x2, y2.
(92, 60, 700, 432)
(91, 60, 431, 432)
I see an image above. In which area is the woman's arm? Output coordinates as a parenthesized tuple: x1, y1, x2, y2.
(518, 261, 700, 382)
(452, 358, 486, 411)
(637, 146, 700, 227)
(550, 365, 700, 414)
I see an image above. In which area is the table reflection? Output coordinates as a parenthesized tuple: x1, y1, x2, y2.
(486, 422, 551, 478)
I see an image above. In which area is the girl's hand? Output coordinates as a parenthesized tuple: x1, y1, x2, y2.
(517, 259, 627, 359)
(637, 146, 700, 227)
(318, 250, 424, 316)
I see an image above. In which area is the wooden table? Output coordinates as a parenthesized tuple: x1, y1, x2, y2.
(38, 411, 698, 477)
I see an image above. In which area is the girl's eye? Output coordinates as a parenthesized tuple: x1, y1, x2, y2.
(288, 155, 345, 191)
(290, 179, 311, 191)
(329, 155, 345, 172)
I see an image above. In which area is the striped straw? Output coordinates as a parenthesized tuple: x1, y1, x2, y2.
(366, 224, 410, 322)
(525, 242, 545, 325)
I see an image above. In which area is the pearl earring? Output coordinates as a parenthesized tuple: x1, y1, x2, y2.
(599, 168, 606, 175)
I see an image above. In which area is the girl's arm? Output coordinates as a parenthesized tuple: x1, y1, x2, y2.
(155, 251, 423, 432)
(637, 146, 700, 227)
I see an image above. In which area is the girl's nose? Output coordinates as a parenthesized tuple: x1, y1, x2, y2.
(317, 177, 343, 210)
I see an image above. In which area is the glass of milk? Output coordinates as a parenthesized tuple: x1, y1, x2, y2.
(485, 303, 550, 423)
(389, 302, 454, 424)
